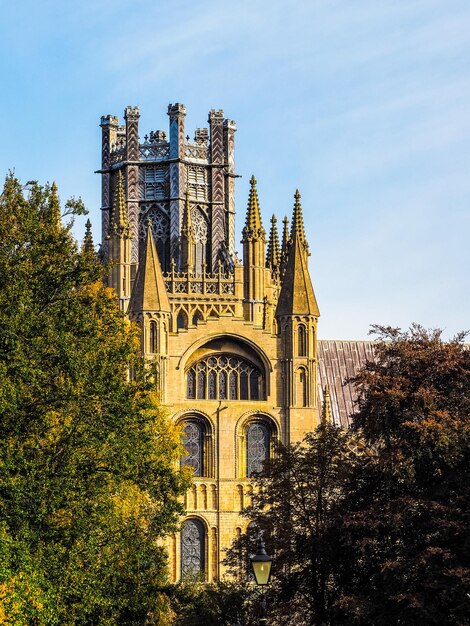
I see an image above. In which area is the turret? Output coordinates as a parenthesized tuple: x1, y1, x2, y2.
(276, 190, 320, 440)
(209, 109, 226, 271)
(168, 103, 186, 268)
(107, 170, 132, 310)
(223, 118, 237, 258)
(100, 114, 119, 262)
(124, 106, 140, 265)
(242, 176, 267, 325)
(129, 221, 171, 400)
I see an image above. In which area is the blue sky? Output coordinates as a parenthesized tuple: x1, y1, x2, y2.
(1, 0, 469, 339)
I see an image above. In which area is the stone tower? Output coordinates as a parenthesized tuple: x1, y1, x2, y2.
(98, 103, 320, 581)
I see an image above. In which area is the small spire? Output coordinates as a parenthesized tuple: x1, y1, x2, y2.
(110, 170, 128, 232)
(242, 175, 265, 241)
(321, 385, 332, 424)
(129, 221, 170, 314)
(291, 189, 309, 255)
(49, 181, 61, 231)
(275, 196, 319, 318)
(83, 218, 94, 252)
(266, 215, 281, 274)
(279, 216, 290, 278)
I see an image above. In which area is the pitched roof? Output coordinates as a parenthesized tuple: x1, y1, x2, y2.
(129, 222, 170, 314)
(317, 340, 376, 427)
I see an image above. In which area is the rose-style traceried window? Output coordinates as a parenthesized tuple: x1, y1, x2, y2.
(186, 354, 264, 401)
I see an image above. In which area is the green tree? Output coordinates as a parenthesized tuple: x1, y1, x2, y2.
(226, 325, 470, 626)
(225, 423, 359, 626)
(332, 325, 470, 625)
(165, 580, 253, 626)
(0, 175, 188, 624)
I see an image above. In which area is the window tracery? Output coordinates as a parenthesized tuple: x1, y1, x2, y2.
(181, 420, 204, 476)
(186, 355, 264, 401)
(246, 422, 270, 477)
(181, 519, 205, 579)
(139, 205, 170, 270)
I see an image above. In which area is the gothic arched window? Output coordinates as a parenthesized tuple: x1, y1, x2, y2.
(177, 311, 188, 330)
(186, 355, 265, 401)
(298, 325, 307, 357)
(181, 420, 205, 476)
(297, 367, 308, 407)
(187, 369, 196, 399)
(140, 205, 170, 271)
(181, 519, 205, 580)
(246, 422, 271, 477)
(192, 207, 208, 276)
(149, 321, 157, 354)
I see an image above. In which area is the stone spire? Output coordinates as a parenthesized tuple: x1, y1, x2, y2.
(280, 216, 290, 278)
(242, 175, 265, 241)
(129, 221, 170, 314)
(290, 189, 309, 256)
(266, 215, 281, 275)
(110, 170, 128, 232)
(83, 219, 94, 252)
(321, 385, 332, 424)
(275, 191, 319, 317)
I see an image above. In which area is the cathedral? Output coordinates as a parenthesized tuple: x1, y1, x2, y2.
(97, 103, 374, 581)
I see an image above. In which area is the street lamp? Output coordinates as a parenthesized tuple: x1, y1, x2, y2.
(250, 537, 273, 625)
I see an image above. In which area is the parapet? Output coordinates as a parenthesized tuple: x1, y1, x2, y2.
(100, 115, 119, 127)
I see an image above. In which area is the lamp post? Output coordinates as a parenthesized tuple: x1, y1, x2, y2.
(250, 537, 273, 625)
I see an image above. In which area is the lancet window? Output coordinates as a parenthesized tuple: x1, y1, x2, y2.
(246, 422, 271, 477)
(181, 420, 204, 476)
(149, 321, 157, 353)
(140, 206, 170, 270)
(298, 325, 307, 357)
(192, 206, 208, 275)
(186, 355, 264, 401)
(297, 367, 308, 407)
(181, 519, 205, 579)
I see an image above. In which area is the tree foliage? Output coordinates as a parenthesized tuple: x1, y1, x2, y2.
(227, 325, 470, 626)
(0, 175, 188, 624)
(334, 325, 470, 625)
(225, 423, 359, 626)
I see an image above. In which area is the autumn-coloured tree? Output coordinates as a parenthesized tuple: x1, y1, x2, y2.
(332, 325, 470, 625)
(0, 175, 188, 625)
(226, 325, 469, 626)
